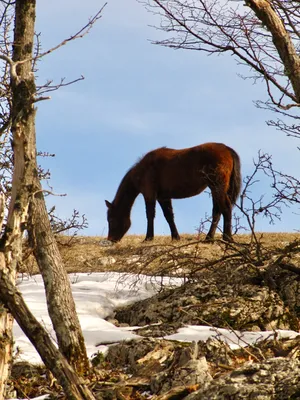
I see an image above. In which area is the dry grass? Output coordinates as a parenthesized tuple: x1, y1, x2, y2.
(21, 232, 300, 276)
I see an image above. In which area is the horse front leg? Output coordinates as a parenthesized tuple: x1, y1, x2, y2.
(145, 200, 156, 241)
(158, 199, 180, 240)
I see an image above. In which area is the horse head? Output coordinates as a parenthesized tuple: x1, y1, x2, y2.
(105, 200, 131, 242)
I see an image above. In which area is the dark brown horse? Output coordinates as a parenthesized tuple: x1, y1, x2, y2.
(105, 142, 241, 242)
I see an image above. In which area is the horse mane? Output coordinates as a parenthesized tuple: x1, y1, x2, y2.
(133, 147, 167, 165)
(112, 166, 138, 208)
(112, 147, 169, 206)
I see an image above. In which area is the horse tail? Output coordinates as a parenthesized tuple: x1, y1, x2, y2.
(227, 147, 242, 205)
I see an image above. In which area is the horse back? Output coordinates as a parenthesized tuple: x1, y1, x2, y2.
(130, 143, 240, 199)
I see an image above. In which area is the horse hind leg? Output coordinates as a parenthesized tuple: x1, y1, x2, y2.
(206, 191, 233, 242)
(222, 195, 233, 242)
(205, 198, 221, 242)
(158, 199, 180, 240)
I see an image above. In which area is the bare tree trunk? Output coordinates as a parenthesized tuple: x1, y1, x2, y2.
(246, 0, 300, 102)
(0, 253, 95, 400)
(12, 0, 90, 374)
(28, 186, 90, 374)
(0, 0, 38, 390)
(0, 311, 13, 399)
(0, 192, 14, 399)
(0, 0, 96, 396)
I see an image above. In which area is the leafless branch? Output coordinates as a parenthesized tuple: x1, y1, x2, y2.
(145, 0, 300, 138)
(35, 4, 107, 60)
(36, 76, 85, 95)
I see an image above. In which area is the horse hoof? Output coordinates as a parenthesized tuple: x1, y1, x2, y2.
(172, 236, 180, 241)
(99, 239, 114, 247)
(144, 237, 154, 242)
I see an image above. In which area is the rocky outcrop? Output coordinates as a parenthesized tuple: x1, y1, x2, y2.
(101, 336, 300, 400)
(188, 357, 300, 400)
(114, 270, 297, 334)
(109, 260, 300, 399)
(105, 338, 212, 394)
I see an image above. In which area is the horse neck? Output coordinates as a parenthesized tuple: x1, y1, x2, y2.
(113, 171, 138, 215)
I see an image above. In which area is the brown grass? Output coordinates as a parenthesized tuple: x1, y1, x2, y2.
(21, 232, 300, 276)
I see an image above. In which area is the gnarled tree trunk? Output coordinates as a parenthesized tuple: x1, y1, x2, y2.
(28, 186, 89, 373)
(13, 0, 90, 374)
(0, 0, 94, 396)
(0, 311, 13, 399)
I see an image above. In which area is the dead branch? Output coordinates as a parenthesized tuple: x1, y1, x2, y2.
(35, 4, 107, 60)
(145, 0, 300, 138)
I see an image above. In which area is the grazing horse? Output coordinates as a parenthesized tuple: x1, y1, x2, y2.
(105, 142, 241, 242)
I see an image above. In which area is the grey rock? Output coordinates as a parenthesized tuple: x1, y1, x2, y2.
(186, 357, 300, 400)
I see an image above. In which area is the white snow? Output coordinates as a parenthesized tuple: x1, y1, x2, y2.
(8, 271, 300, 399)
(13, 272, 181, 363)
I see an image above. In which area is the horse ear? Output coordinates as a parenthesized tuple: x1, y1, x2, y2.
(105, 200, 112, 209)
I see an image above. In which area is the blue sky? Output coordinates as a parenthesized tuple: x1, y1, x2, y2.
(34, 0, 300, 237)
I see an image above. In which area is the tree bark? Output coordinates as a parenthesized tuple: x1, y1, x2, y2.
(0, 0, 93, 396)
(28, 186, 90, 374)
(12, 0, 90, 374)
(0, 0, 38, 393)
(246, 0, 300, 103)
(0, 310, 13, 400)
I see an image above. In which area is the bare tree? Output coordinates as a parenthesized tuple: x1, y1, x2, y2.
(145, 0, 300, 138)
(235, 150, 300, 262)
(0, 0, 104, 397)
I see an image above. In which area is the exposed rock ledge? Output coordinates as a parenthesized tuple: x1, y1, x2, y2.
(101, 336, 300, 400)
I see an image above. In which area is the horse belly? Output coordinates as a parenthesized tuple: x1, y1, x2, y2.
(158, 182, 207, 200)
(156, 159, 209, 199)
